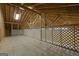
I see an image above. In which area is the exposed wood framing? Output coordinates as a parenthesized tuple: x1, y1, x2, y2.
(8, 4, 41, 15)
(37, 4, 79, 10)
(4, 22, 20, 24)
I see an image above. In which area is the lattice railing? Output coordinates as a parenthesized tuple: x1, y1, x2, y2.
(52, 24, 79, 53)
(61, 26, 75, 50)
(52, 25, 79, 52)
(75, 25, 79, 52)
(41, 24, 79, 54)
(53, 27, 62, 46)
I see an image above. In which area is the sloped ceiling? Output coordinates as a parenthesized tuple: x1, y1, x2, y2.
(1, 3, 79, 28)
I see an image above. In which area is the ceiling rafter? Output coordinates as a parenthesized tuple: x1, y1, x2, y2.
(23, 11, 31, 23)
(8, 4, 10, 22)
(32, 14, 38, 25)
(25, 11, 34, 22)
(29, 12, 36, 22)
(20, 11, 25, 23)
(29, 12, 37, 24)
(46, 14, 57, 23)
(30, 3, 44, 7)
(20, 10, 28, 23)
(23, 12, 37, 27)
(36, 4, 79, 10)
(12, 6, 16, 23)
(8, 3, 41, 15)
(23, 11, 33, 24)
(10, 5, 13, 22)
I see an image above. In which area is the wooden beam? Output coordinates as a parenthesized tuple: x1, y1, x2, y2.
(62, 15, 79, 18)
(21, 11, 31, 24)
(37, 4, 79, 10)
(31, 3, 44, 7)
(11, 23, 13, 33)
(48, 13, 79, 18)
(20, 10, 26, 23)
(17, 24, 19, 30)
(4, 22, 20, 24)
(23, 11, 33, 24)
(8, 4, 41, 15)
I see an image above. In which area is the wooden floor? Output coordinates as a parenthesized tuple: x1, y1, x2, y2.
(0, 36, 79, 56)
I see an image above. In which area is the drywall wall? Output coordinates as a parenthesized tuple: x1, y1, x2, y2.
(41, 28, 53, 43)
(24, 29, 41, 40)
(0, 5, 5, 40)
(41, 28, 46, 41)
(24, 28, 53, 42)
(46, 28, 52, 43)
(11, 29, 24, 36)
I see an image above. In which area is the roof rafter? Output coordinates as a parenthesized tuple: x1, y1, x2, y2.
(8, 3, 41, 15)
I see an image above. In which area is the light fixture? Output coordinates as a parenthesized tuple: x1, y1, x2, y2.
(14, 13, 21, 20)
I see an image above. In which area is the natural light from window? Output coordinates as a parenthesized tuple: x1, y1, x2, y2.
(14, 14, 21, 20)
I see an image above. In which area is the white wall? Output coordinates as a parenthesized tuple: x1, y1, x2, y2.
(24, 29, 41, 40)
(41, 28, 46, 41)
(11, 29, 24, 36)
(41, 28, 53, 43)
(46, 28, 52, 43)
(24, 28, 53, 42)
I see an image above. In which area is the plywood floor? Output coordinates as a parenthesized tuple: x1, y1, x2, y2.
(0, 36, 49, 56)
(0, 36, 78, 56)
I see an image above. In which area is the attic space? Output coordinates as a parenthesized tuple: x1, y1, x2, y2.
(0, 3, 79, 56)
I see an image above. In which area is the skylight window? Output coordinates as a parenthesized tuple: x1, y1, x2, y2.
(14, 13, 21, 20)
